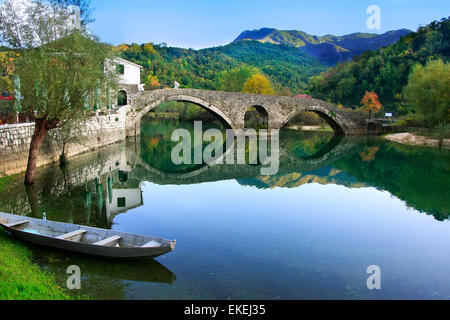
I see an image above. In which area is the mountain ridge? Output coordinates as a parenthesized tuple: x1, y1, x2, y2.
(233, 28, 412, 66)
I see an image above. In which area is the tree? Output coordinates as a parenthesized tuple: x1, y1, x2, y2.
(0, 0, 117, 184)
(276, 86, 292, 97)
(0, 0, 93, 49)
(145, 74, 160, 90)
(115, 44, 129, 52)
(143, 43, 158, 56)
(17, 33, 117, 184)
(242, 74, 274, 95)
(361, 91, 382, 119)
(307, 18, 450, 111)
(215, 66, 259, 92)
(0, 51, 17, 91)
(403, 59, 449, 126)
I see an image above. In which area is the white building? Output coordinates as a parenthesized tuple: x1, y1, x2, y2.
(114, 57, 143, 87)
(106, 57, 144, 108)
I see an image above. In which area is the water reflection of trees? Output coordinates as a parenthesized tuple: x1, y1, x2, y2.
(280, 130, 336, 159)
(244, 138, 450, 221)
(137, 120, 449, 221)
(280, 130, 344, 160)
(0, 125, 448, 226)
(334, 141, 450, 221)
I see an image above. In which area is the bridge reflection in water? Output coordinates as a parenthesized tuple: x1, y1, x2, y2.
(0, 121, 352, 224)
(0, 118, 449, 299)
(0, 118, 447, 227)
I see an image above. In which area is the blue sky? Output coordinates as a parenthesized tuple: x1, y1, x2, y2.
(91, 0, 449, 49)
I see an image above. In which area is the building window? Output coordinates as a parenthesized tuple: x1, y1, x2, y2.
(116, 64, 125, 75)
(117, 197, 126, 208)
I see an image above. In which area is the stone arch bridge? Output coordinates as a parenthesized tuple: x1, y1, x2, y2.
(125, 89, 369, 136)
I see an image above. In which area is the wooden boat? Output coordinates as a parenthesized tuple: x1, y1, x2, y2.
(0, 212, 176, 259)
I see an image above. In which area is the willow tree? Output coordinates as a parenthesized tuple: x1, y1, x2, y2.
(0, 0, 117, 184)
(18, 32, 117, 184)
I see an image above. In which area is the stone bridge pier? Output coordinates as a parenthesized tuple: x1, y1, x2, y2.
(125, 89, 369, 136)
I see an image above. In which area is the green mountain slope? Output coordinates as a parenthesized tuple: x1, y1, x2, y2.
(308, 18, 450, 111)
(233, 27, 412, 66)
(119, 40, 326, 94)
(202, 41, 326, 91)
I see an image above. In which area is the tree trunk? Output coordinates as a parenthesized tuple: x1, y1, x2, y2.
(25, 184, 40, 218)
(24, 120, 49, 185)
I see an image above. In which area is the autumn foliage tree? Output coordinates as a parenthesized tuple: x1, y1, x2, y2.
(242, 74, 274, 95)
(0, 51, 17, 91)
(361, 91, 382, 119)
(360, 146, 380, 162)
(145, 74, 161, 90)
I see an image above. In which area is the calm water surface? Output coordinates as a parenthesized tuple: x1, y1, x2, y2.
(0, 118, 449, 300)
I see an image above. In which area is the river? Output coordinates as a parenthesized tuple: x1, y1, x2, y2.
(0, 117, 449, 299)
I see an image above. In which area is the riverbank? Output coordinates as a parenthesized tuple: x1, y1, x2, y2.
(384, 132, 450, 149)
(0, 228, 72, 300)
(0, 142, 134, 300)
(0, 111, 128, 177)
(285, 125, 333, 132)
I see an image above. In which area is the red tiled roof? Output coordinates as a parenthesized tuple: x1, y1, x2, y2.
(295, 94, 312, 99)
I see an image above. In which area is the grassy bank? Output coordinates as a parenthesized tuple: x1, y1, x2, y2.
(0, 228, 72, 300)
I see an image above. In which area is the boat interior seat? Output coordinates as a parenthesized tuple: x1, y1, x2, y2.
(56, 229, 87, 242)
(94, 235, 122, 247)
(141, 240, 161, 248)
(5, 220, 29, 228)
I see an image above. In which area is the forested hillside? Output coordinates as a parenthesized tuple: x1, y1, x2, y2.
(308, 18, 449, 114)
(117, 40, 326, 95)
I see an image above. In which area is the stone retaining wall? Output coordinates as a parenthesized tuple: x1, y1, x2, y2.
(0, 109, 128, 177)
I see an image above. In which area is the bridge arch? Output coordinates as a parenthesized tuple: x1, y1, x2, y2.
(282, 106, 348, 135)
(244, 105, 269, 129)
(134, 93, 238, 130)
